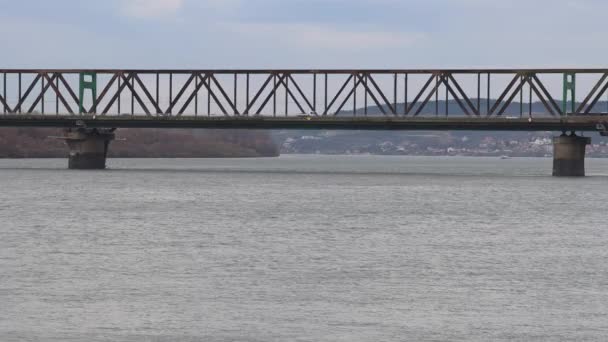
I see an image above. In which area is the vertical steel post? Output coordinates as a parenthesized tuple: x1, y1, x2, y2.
(246, 73, 250, 115)
(563, 72, 576, 115)
(169, 73, 173, 116)
(207, 76, 211, 116)
(131, 76, 134, 116)
(487, 73, 490, 115)
(285, 74, 289, 116)
(404, 73, 408, 115)
(41, 75, 45, 114)
(195, 76, 199, 117)
(324, 74, 328, 115)
(445, 77, 449, 117)
(2, 73, 6, 114)
(56, 76, 59, 114)
(364, 74, 368, 116)
(529, 81, 532, 117)
(393, 73, 397, 115)
(155, 73, 160, 114)
(79, 72, 97, 114)
(18, 73, 22, 113)
(117, 77, 121, 114)
(313, 73, 317, 114)
(273, 74, 277, 117)
(435, 74, 439, 116)
(477, 73, 480, 115)
(234, 73, 238, 115)
(520, 75, 524, 117)
(353, 74, 357, 116)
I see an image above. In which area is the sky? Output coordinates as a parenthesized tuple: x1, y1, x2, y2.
(0, 0, 607, 69)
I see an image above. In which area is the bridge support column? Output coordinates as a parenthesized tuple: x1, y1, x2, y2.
(64, 128, 115, 170)
(553, 133, 590, 177)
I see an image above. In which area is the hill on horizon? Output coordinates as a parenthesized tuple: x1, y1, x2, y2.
(337, 99, 608, 117)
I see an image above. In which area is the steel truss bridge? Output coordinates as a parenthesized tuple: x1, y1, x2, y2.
(0, 69, 607, 131)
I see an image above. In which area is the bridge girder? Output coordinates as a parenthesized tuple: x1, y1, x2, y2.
(1, 69, 607, 120)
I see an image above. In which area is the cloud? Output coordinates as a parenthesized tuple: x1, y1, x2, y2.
(229, 22, 426, 51)
(120, 0, 184, 18)
(3, 0, 608, 69)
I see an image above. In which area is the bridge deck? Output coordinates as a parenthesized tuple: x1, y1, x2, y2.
(0, 115, 606, 131)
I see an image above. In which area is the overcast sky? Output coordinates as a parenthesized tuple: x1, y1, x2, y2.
(0, 0, 607, 69)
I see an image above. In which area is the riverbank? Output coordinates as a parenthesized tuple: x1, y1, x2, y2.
(0, 128, 279, 158)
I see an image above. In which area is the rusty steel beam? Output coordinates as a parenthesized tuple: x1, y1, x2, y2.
(0, 69, 606, 119)
(0, 114, 606, 132)
(2, 68, 608, 74)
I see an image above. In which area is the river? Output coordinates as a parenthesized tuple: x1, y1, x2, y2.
(1, 155, 607, 341)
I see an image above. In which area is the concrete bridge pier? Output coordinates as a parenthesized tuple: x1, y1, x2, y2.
(553, 133, 591, 177)
(64, 128, 115, 170)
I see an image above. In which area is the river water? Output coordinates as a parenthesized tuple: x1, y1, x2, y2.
(1, 155, 607, 341)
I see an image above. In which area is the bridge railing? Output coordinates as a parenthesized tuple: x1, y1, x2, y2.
(0, 69, 607, 118)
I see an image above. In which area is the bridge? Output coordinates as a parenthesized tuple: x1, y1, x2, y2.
(1, 68, 608, 176)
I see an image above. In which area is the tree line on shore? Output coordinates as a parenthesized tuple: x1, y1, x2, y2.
(0, 128, 279, 158)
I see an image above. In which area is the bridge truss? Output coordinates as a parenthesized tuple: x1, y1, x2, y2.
(1, 69, 607, 119)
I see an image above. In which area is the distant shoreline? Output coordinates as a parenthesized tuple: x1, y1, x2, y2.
(0, 155, 281, 159)
(5, 154, 608, 160)
(0, 127, 280, 159)
(3, 152, 608, 159)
